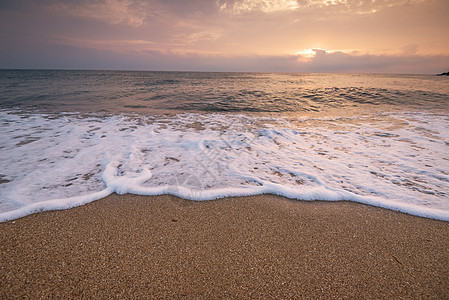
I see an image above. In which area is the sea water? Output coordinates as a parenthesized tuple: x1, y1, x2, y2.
(0, 70, 448, 222)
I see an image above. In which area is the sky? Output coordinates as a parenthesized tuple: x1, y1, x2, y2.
(1, 0, 448, 73)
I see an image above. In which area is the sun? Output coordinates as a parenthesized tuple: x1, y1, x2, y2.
(296, 49, 316, 59)
(296, 49, 323, 61)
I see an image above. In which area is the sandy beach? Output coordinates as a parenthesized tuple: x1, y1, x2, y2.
(1, 194, 448, 299)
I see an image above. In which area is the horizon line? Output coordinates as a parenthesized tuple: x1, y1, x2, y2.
(0, 68, 445, 76)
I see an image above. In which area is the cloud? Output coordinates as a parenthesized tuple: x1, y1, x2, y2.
(219, 0, 300, 13)
(1, 0, 448, 73)
(401, 44, 419, 56)
(48, 0, 151, 27)
(1, 39, 447, 74)
(293, 49, 449, 73)
(218, 0, 427, 15)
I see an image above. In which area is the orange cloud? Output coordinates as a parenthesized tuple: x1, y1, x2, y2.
(1, 0, 448, 72)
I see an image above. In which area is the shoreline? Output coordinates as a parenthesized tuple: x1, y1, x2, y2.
(1, 194, 448, 298)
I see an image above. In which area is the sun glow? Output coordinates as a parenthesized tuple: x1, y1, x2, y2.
(296, 49, 316, 58)
(295, 48, 327, 61)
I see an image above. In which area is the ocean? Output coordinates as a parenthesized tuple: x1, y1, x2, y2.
(0, 70, 448, 221)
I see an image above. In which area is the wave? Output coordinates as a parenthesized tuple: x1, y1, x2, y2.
(1, 71, 448, 114)
(1, 110, 448, 222)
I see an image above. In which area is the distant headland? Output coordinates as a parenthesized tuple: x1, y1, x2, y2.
(437, 71, 449, 76)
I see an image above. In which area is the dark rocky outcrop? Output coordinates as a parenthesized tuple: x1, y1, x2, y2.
(437, 71, 449, 76)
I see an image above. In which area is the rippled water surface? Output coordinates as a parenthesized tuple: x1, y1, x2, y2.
(1, 70, 448, 114)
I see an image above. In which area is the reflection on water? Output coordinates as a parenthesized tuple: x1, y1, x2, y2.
(1, 70, 448, 115)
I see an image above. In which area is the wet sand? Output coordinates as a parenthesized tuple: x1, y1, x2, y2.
(1, 194, 448, 299)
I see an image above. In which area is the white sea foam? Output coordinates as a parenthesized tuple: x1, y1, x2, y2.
(1, 110, 448, 222)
